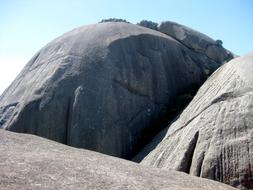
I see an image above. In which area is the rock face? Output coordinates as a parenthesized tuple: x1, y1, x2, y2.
(158, 21, 233, 63)
(0, 22, 231, 159)
(0, 129, 236, 190)
(137, 53, 253, 189)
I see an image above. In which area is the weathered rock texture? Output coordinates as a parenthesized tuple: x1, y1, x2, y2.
(0, 129, 236, 190)
(158, 21, 234, 63)
(137, 53, 253, 189)
(0, 22, 232, 159)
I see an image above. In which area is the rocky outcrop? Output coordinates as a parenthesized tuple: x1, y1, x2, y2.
(0, 22, 231, 159)
(0, 129, 236, 190)
(136, 53, 253, 189)
(158, 21, 234, 63)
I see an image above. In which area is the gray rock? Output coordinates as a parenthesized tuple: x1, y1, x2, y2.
(0, 129, 236, 190)
(158, 21, 233, 63)
(0, 22, 231, 159)
(137, 53, 253, 189)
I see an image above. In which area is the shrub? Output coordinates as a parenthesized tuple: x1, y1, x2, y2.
(99, 18, 130, 23)
(215, 39, 223, 47)
(137, 20, 158, 30)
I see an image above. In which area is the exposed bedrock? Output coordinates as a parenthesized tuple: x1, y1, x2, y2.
(0, 22, 232, 159)
(0, 129, 237, 190)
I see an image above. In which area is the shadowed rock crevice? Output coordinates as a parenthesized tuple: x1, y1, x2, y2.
(177, 131, 199, 173)
(132, 85, 199, 161)
(210, 89, 253, 104)
(65, 97, 73, 144)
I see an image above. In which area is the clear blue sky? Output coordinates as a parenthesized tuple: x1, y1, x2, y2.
(0, 0, 252, 94)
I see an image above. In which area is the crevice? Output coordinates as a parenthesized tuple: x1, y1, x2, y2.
(241, 139, 253, 189)
(132, 86, 199, 161)
(210, 89, 253, 104)
(31, 51, 40, 63)
(196, 151, 205, 177)
(178, 131, 199, 173)
(64, 97, 72, 145)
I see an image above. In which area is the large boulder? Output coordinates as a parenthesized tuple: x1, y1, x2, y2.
(0, 22, 231, 159)
(158, 21, 234, 63)
(136, 53, 253, 189)
(0, 129, 236, 190)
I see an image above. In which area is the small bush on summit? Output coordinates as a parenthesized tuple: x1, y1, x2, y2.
(215, 39, 223, 47)
(99, 18, 130, 23)
(137, 20, 158, 30)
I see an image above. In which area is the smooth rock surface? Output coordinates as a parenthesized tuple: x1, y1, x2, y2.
(137, 53, 253, 189)
(0, 22, 231, 159)
(0, 129, 236, 190)
(158, 21, 233, 63)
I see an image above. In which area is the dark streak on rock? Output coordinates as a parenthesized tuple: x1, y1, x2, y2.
(179, 131, 199, 173)
(196, 151, 205, 177)
(65, 97, 72, 145)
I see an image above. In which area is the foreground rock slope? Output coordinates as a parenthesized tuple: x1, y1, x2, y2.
(0, 129, 236, 190)
(0, 21, 232, 159)
(137, 53, 253, 189)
